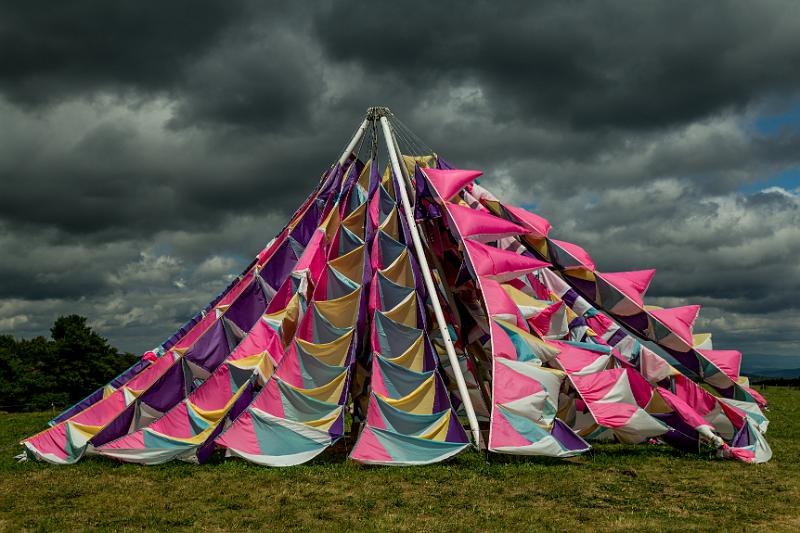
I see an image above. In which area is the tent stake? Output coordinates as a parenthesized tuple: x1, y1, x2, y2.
(378, 114, 483, 448)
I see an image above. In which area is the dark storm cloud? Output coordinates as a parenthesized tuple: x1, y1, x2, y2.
(0, 1, 798, 361)
(312, 0, 800, 130)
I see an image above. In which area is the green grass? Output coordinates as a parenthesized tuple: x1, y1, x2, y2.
(1, 387, 798, 532)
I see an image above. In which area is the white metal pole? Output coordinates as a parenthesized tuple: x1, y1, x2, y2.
(379, 115, 482, 447)
(337, 118, 370, 168)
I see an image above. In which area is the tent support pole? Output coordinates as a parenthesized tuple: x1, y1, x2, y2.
(379, 115, 483, 448)
(337, 118, 370, 168)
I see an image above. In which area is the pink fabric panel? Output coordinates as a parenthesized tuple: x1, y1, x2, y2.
(24, 424, 69, 460)
(550, 239, 596, 270)
(503, 205, 552, 238)
(351, 426, 393, 462)
(489, 409, 530, 448)
(423, 168, 483, 201)
(585, 312, 615, 336)
(493, 360, 544, 403)
(624, 368, 654, 408)
(365, 396, 386, 430)
(71, 389, 128, 425)
(370, 357, 390, 397)
(101, 431, 146, 450)
(251, 380, 285, 419)
(126, 354, 175, 391)
(216, 410, 260, 454)
(446, 202, 526, 242)
(587, 402, 638, 428)
(274, 344, 303, 388)
(569, 368, 625, 402)
(147, 403, 193, 438)
(599, 270, 655, 307)
(465, 240, 550, 280)
(698, 349, 742, 380)
(481, 278, 525, 328)
(294, 230, 326, 275)
(672, 375, 718, 416)
(229, 319, 281, 363)
(656, 387, 710, 430)
(490, 320, 518, 361)
(554, 343, 607, 374)
(528, 301, 563, 337)
(190, 368, 233, 411)
(650, 305, 701, 343)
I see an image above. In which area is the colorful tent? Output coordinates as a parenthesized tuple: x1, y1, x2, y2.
(20, 107, 771, 466)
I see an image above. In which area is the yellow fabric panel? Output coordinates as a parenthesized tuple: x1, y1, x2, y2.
(564, 306, 579, 323)
(381, 334, 426, 372)
(102, 385, 116, 399)
(357, 158, 372, 190)
(380, 166, 395, 196)
(328, 245, 365, 284)
(303, 407, 343, 431)
(229, 352, 267, 370)
(564, 268, 596, 282)
(494, 318, 562, 360)
(502, 284, 549, 310)
(320, 206, 341, 244)
(692, 332, 713, 347)
(383, 292, 418, 327)
(314, 287, 362, 328)
(296, 330, 353, 367)
(644, 305, 663, 311)
(402, 154, 437, 174)
(523, 235, 550, 260)
(342, 202, 366, 237)
(381, 250, 414, 288)
(68, 421, 104, 440)
(418, 411, 451, 442)
(287, 369, 348, 404)
(281, 293, 303, 346)
(378, 375, 436, 414)
(379, 206, 399, 240)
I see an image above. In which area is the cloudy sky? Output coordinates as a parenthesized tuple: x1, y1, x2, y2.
(1, 1, 798, 370)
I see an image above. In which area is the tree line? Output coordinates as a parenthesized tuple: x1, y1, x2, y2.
(0, 315, 139, 412)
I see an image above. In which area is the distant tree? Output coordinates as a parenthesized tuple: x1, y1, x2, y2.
(0, 315, 138, 412)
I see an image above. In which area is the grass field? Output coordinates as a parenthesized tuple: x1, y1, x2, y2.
(1, 387, 798, 532)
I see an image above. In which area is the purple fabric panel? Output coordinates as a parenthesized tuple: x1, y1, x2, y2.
(197, 423, 226, 464)
(662, 346, 702, 376)
(367, 160, 380, 197)
(329, 411, 345, 440)
(318, 166, 342, 198)
(731, 421, 753, 447)
(290, 202, 321, 247)
(414, 166, 442, 220)
(615, 313, 650, 335)
(606, 328, 628, 347)
(445, 409, 469, 443)
(433, 374, 449, 413)
(224, 279, 267, 333)
(552, 418, 589, 452)
(261, 239, 297, 291)
(341, 159, 364, 195)
(436, 157, 455, 170)
(653, 413, 700, 453)
(186, 320, 232, 373)
(140, 362, 187, 413)
(89, 403, 136, 447)
(566, 276, 596, 303)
